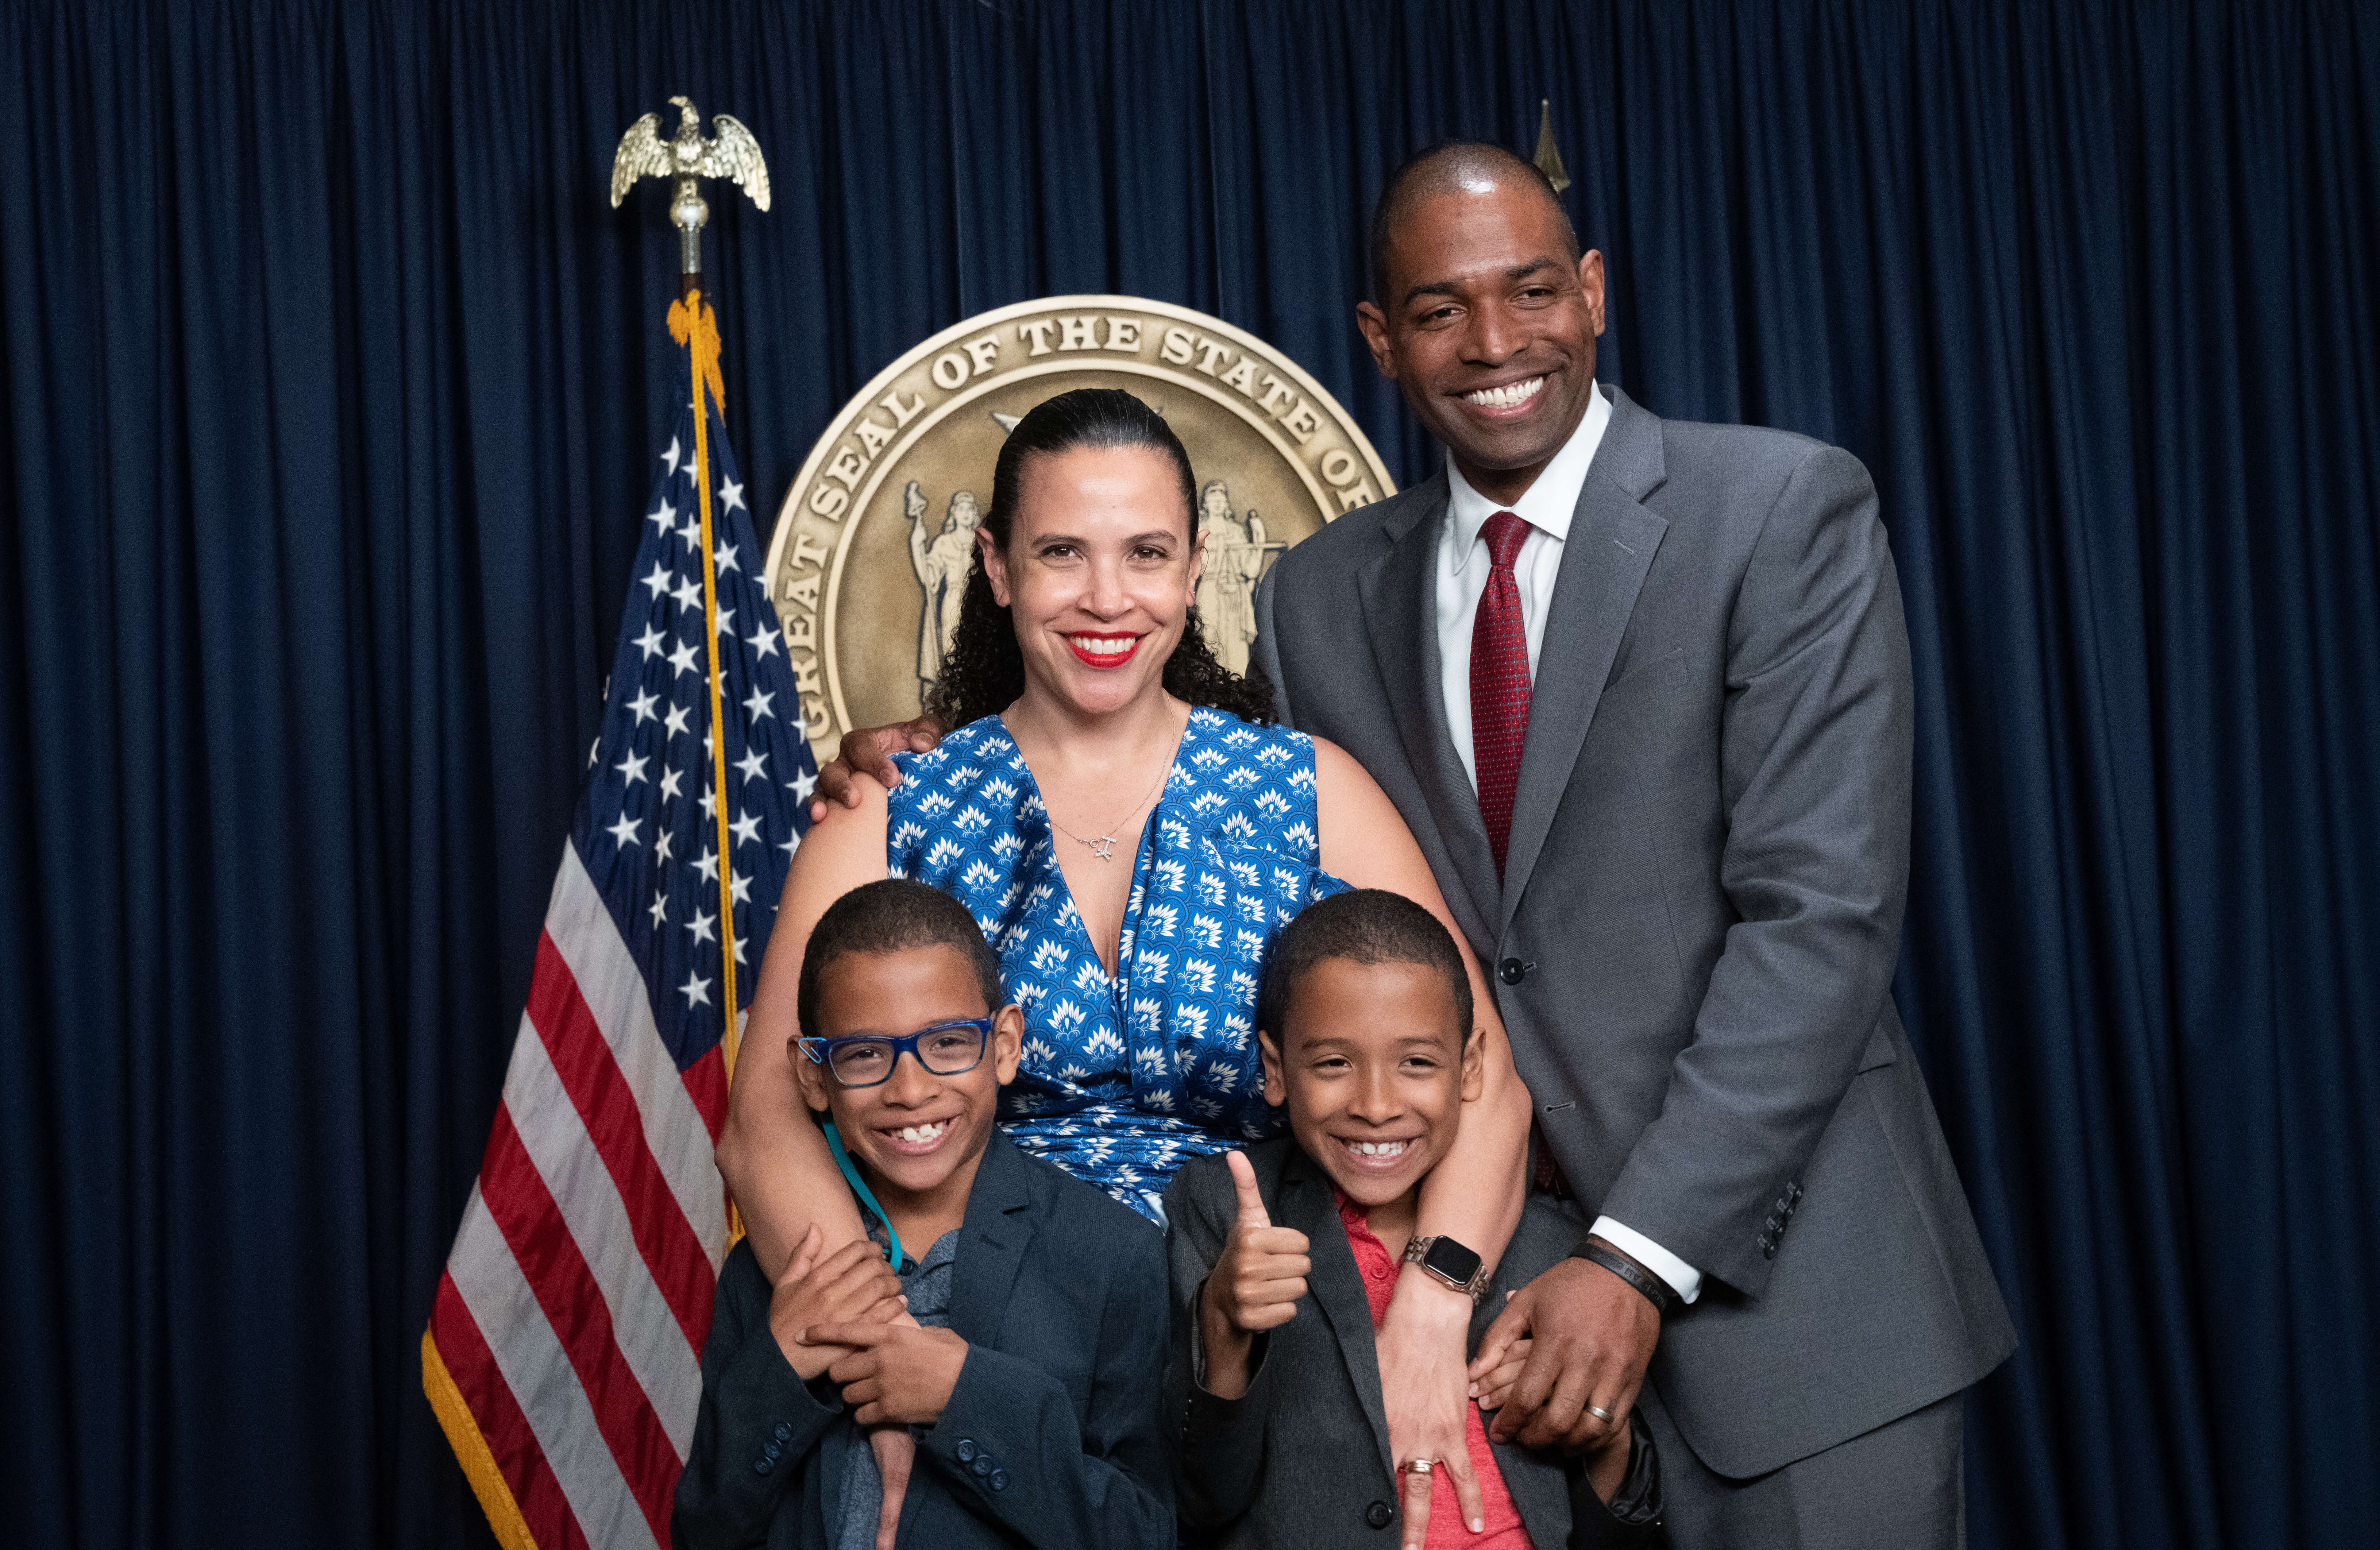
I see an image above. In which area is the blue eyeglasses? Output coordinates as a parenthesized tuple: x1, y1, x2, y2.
(797, 1018, 993, 1088)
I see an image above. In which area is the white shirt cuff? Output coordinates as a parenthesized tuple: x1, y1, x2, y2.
(1588, 1216, 1703, 1305)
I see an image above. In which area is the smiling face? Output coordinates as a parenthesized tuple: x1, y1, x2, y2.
(1260, 956, 1483, 1211)
(978, 444, 1202, 718)
(795, 943, 1024, 1206)
(1356, 176, 1607, 506)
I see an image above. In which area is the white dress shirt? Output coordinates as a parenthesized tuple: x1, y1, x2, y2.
(1435, 383, 1704, 1305)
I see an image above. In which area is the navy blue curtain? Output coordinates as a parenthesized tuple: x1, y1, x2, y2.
(4, 2, 2374, 1546)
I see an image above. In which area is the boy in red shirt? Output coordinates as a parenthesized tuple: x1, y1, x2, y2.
(1165, 889, 1665, 1550)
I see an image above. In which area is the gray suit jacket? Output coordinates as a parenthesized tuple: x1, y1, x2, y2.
(1251, 386, 2014, 1478)
(1164, 1140, 1660, 1549)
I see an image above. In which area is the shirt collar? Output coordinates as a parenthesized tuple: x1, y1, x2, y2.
(1445, 381, 1613, 576)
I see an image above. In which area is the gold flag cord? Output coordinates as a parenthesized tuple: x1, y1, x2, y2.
(672, 290, 741, 1092)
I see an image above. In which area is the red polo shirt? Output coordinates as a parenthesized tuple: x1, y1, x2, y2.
(1336, 1190, 1536, 1550)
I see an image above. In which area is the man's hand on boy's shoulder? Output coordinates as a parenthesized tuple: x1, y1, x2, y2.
(1469, 1246, 1660, 1453)
(810, 1323, 971, 1427)
(769, 1224, 909, 1380)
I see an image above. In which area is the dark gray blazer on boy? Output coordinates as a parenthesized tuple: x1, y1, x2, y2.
(1251, 385, 2014, 1480)
(673, 1133, 1173, 1550)
(1165, 1139, 1662, 1549)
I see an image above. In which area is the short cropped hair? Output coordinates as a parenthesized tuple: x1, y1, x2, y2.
(795, 879, 1005, 1040)
(1257, 889, 1474, 1043)
(1369, 138, 1583, 306)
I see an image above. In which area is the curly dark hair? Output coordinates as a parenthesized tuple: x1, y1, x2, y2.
(922, 387, 1276, 730)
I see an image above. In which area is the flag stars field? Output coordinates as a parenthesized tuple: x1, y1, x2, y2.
(430, 384, 820, 1550)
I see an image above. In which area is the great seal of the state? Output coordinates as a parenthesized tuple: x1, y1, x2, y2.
(766, 296, 1394, 759)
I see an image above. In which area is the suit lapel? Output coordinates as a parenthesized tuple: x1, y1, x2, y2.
(1278, 1148, 1397, 1479)
(947, 1134, 1036, 1347)
(1498, 390, 1670, 933)
(1357, 471, 1502, 941)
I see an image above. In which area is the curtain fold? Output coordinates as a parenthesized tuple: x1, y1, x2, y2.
(3, 3, 2374, 1546)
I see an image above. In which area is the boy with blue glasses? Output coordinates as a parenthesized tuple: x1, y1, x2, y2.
(674, 879, 1173, 1549)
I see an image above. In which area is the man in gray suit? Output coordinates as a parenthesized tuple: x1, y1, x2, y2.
(1239, 141, 2015, 1547)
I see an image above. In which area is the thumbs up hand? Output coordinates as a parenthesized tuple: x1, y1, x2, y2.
(1196, 1150, 1312, 1399)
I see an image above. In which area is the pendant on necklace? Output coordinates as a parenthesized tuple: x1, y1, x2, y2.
(1088, 835, 1117, 862)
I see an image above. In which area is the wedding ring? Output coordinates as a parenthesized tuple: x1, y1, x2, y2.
(1586, 1404, 1614, 1423)
(1406, 1458, 1434, 1475)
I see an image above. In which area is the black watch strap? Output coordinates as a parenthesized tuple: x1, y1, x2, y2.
(1573, 1239, 1676, 1317)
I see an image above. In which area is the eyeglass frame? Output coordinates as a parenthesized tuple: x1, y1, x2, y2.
(795, 1018, 996, 1088)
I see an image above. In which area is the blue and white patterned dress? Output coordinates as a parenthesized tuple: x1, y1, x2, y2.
(886, 708, 1348, 1222)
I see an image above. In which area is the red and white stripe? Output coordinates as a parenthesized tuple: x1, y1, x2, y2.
(428, 841, 734, 1548)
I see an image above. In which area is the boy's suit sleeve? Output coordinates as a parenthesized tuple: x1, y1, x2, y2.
(918, 1224, 1175, 1549)
(1163, 1159, 1274, 1531)
(673, 1242, 843, 1550)
(1566, 1417, 1672, 1550)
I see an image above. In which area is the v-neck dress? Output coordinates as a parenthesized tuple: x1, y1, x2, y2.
(886, 709, 1349, 1222)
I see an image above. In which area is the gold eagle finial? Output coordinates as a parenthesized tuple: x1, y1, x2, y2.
(611, 95, 771, 212)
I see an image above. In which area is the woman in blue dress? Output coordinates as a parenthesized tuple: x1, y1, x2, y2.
(723, 389, 1529, 1526)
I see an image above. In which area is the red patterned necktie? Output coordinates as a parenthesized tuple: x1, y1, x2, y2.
(1471, 510, 1535, 876)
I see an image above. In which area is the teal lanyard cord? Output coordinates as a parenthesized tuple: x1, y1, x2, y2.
(821, 1122, 908, 1273)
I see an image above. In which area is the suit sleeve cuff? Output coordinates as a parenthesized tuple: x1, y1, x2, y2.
(1590, 1216, 1703, 1305)
(1185, 1329, 1271, 1434)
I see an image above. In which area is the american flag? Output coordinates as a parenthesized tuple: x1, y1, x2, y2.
(423, 388, 817, 1549)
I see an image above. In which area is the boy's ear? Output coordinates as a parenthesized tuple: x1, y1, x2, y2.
(1459, 1025, 1485, 1105)
(989, 1005, 1026, 1085)
(1258, 1028, 1287, 1107)
(791, 1035, 834, 1116)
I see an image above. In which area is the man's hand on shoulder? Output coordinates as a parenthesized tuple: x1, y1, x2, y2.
(807, 716, 944, 824)
(1469, 1237, 1661, 1451)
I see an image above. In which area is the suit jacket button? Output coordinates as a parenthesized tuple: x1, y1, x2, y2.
(773, 1421, 793, 1442)
(955, 1439, 978, 1463)
(972, 1455, 993, 1477)
(1762, 1240, 1778, 1259)
(1498, 958, 1526, 985)
(753, 1458, 772, 1476)
(990, 1469, 1009, 1492)
(1366, 1501, 1395, 1529)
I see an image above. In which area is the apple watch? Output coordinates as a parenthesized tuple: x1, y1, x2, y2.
(1401, 1235, 1492, 1305)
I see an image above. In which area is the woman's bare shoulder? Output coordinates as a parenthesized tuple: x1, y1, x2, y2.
(784, 774, 893, 892)
(1308, 734, 1396, 817)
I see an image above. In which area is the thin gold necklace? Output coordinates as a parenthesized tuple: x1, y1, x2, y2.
(1044, 754, 1174, 862)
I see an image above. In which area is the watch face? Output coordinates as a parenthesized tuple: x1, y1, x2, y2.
(1422, 1236, 1483, 1286)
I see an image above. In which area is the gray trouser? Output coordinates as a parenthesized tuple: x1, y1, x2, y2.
(1634, 1385, 1967, 1550)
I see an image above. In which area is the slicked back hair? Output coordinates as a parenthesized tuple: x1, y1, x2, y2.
(1258, 889, 1474, 1046)
(920, 386, 1275, 732)
(796, 879, 1006, 1041)
(1368, 139, 1583, 307)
